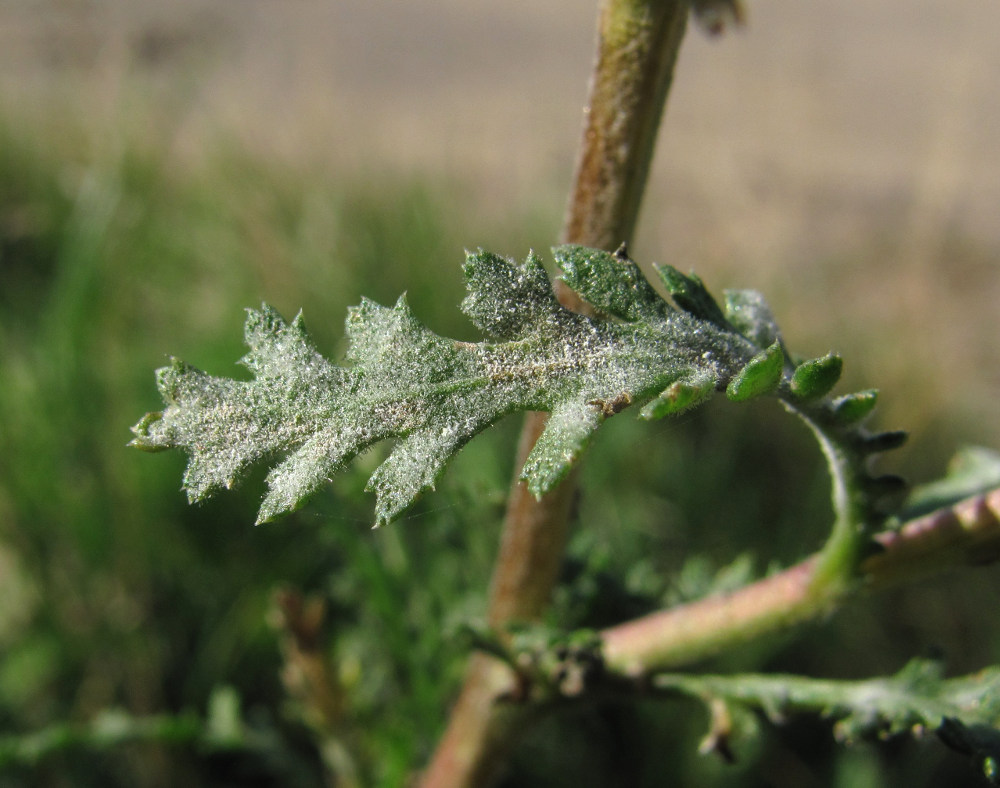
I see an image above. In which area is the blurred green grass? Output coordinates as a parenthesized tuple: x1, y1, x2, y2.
(0, 110, 541, 786)
(1, 105, 998, 788)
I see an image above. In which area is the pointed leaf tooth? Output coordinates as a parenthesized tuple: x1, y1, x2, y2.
(520, 401, 604, 498)
(241, 305, 336, 384)
(243, 303, 289, 355)
(460, 250, 559, 339)
(854, 429, 909, 455)
(128, 411, 167, 451)
(156, 357, 195, 405)
(367, 421, 482, 527)
(790, 353, 843, 401)
(553, 244, 668, 323)
(641, 372, 715, 419)
(183, 453, 242, 503)
(345, 295, 411, 365)
(654, 264, 728, 326)
(241, 304, 288, 376)
(831, 389, 879, 425)
(726, 340, 785, 402)
(346, 294, 463, 392)
(257, 424, 372, 524)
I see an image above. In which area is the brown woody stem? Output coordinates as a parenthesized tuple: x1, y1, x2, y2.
(419, 3, 690, 786)
(562, 0, 689, 252)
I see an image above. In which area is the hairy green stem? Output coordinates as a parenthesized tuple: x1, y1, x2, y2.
(419, 3, 690, 786)
(604, 556, 827, 676)
(789, 406, 869, 597)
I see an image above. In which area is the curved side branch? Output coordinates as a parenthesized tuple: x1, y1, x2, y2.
(601, 488, 1000, 676)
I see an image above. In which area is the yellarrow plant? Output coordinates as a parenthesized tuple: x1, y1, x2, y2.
(131, 244, 905, 555)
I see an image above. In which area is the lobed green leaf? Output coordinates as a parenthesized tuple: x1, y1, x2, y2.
(131, 246, 906, 529)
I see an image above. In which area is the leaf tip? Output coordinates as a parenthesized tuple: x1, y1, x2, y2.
(831, 389, 879, 425)
(790, 353, 843, 401)
(129, 411, 168, 451)
(655, 264, 727, 325)
(553, 244, 668, 322)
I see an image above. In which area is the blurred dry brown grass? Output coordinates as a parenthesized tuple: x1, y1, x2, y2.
(3, 0, 997, 462)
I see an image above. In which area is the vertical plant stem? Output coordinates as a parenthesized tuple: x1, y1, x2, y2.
(563, 0, 689, 252)
(419, 3, 689, 786)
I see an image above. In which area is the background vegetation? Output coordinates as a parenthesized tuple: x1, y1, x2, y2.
(1, 1, 998, 785)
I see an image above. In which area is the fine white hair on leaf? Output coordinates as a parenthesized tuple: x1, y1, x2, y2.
(131, 246, 817, 525)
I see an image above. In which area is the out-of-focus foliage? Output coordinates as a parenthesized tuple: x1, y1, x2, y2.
(0, 112, 530, 786)
(2, 108, 1000, 787)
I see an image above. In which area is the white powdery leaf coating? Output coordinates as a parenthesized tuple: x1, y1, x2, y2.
(723, 289, 781, 349)
(131, 249, 765, 525)
(460, 249, 561, 339)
